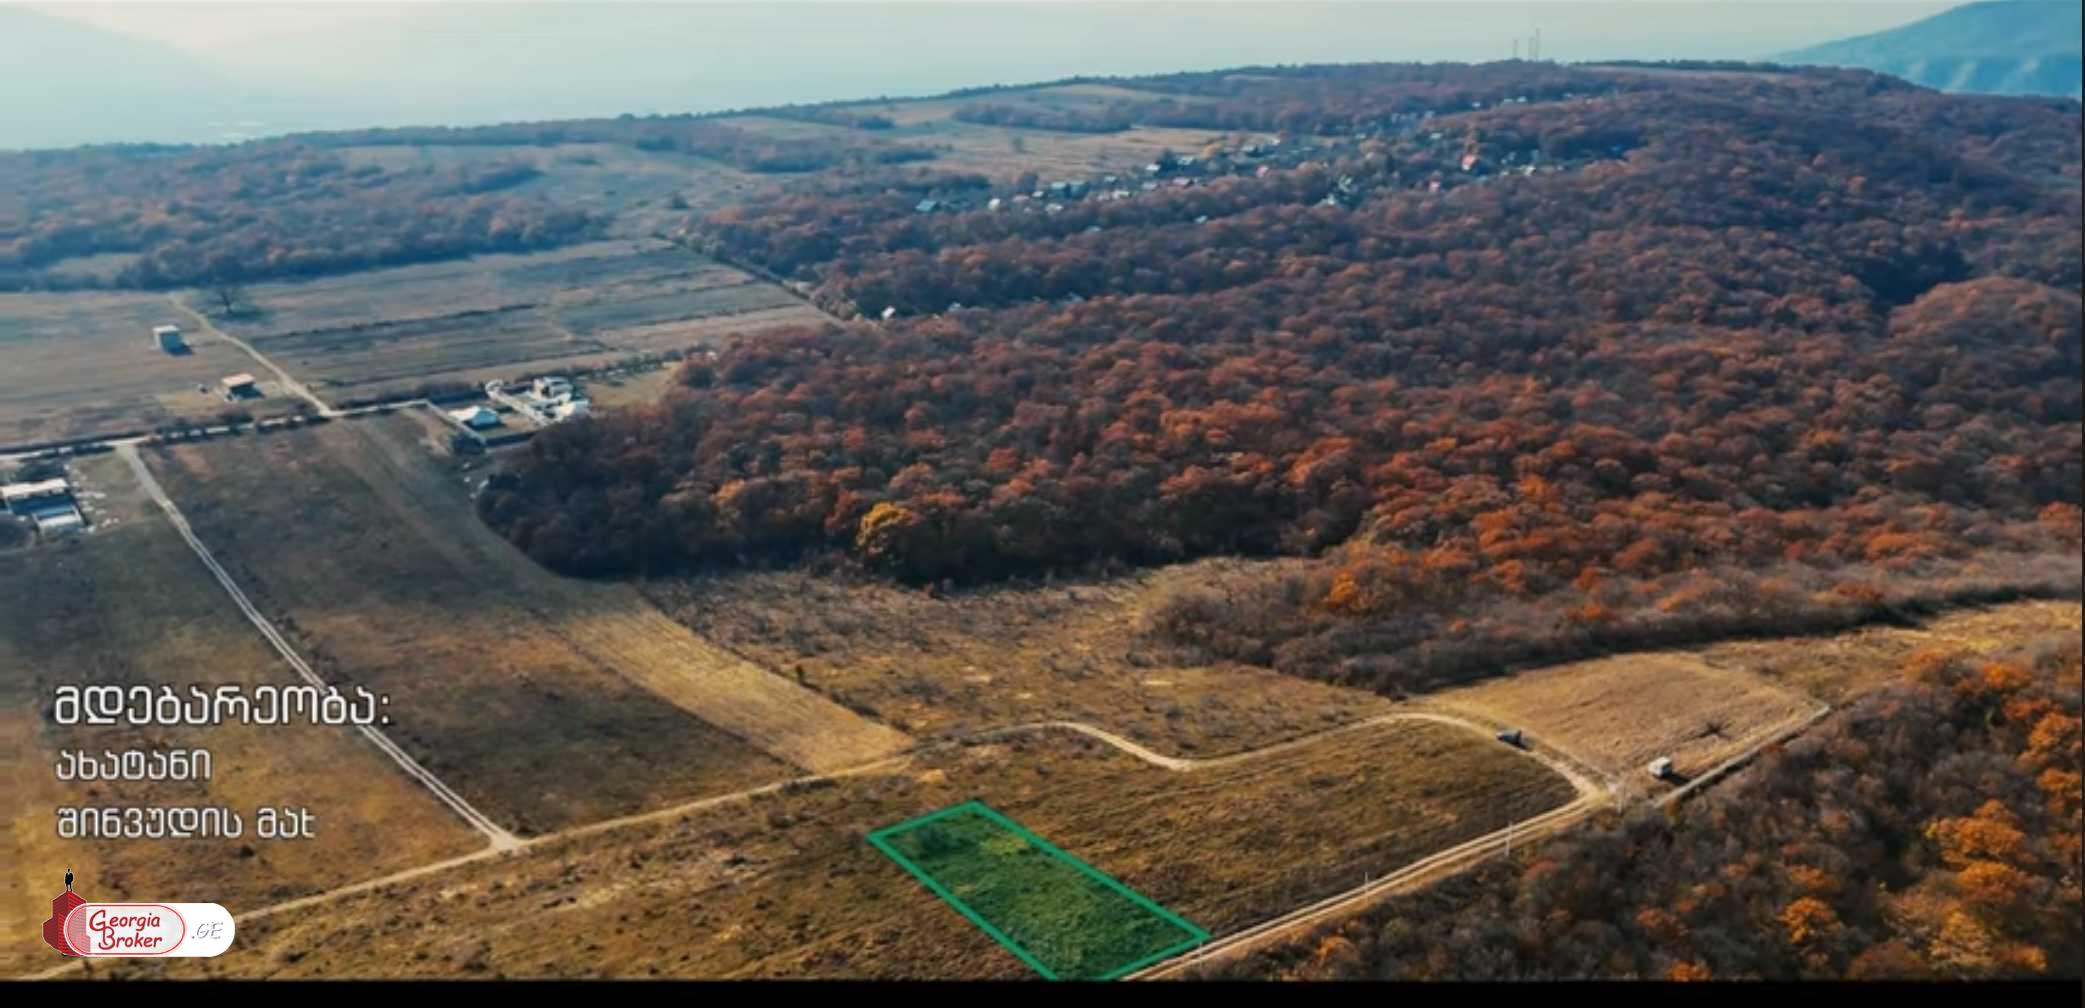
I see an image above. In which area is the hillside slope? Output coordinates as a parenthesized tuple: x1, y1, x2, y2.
(1781, 1, 2082, 98)
(481, 62, 2082, 698)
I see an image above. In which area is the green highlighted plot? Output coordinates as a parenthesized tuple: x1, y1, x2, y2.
(868, 799, 1209, 980)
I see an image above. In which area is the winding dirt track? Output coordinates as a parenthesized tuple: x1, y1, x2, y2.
(25, 707, 1604, 981)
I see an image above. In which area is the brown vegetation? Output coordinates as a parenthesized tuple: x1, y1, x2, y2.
(200, 240, 825, 402)
(1429, 650, 1818, 784)
(0, 461, 481, 976)
(140, 417, 810, 834)
(122, 719, 1573, 979)
(481, 64, 2080, 707)
(644, 557, 1399, 751)
(2, 145, 595, 290)
(1209, 627, 2083, 980)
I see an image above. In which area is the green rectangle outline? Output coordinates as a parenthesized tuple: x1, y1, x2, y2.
(867, 798, 1210, 980)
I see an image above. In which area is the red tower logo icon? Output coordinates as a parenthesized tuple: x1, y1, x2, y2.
(43, 871, 85, 956)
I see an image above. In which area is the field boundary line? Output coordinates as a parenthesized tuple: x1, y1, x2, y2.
(116, 443, 520, 851)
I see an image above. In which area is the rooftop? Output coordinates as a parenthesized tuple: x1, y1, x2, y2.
(2, 477, 71, 503)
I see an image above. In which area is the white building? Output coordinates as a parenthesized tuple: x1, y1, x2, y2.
(449, 405, 502, 430)
(151, 325, 186, 353)
(3, 477, 86, 534)
(2, 478, 70, 513)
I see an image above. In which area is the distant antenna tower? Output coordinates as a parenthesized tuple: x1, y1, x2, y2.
(1513, 38, 1520, 60)
(1532, 28, 1542, 62)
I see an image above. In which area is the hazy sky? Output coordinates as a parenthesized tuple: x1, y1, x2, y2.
(11, 1, 1957, 148)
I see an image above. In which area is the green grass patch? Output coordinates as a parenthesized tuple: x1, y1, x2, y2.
(868, 799, 1208, 979)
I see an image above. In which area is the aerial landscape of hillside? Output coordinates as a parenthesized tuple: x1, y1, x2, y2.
(3, 1, 2079, 993)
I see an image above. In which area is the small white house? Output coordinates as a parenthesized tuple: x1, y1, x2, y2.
(151, 324, 186, 353)
(531, 376, 573, 400)
(1647, 757, 1674, 780)
(221, 373, 258, 399)
(3, 477, 86, 534)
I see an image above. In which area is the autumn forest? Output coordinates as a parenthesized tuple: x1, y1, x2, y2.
(483, 63, 2080, 697)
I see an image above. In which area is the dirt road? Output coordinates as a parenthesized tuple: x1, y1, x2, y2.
(117, 443, 520, 850)
(23, 709, 1592, 981)
(166, 297, 336, 417)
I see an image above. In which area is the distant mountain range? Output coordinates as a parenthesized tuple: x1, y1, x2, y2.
(1781, 1, 2082, 98)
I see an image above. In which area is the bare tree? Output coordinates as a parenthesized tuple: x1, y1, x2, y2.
(208, 283, 249, 318)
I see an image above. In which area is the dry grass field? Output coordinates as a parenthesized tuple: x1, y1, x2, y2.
(647, 559, 1402, 754)
(577, 363, 678, 410)
(1427, 651, 1820, 787)
(0, 290, 288, 446)
(330, 141, 769, 233)
(121, 718, 1574, 979)
(0, 455, 481, 977)
(713, 83, 1230, 182)
(1424, 597, 2081, 790)
(190, 240, 825, 402)
(908, 119, 1227, 181)
(140, 415, 907, 833)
